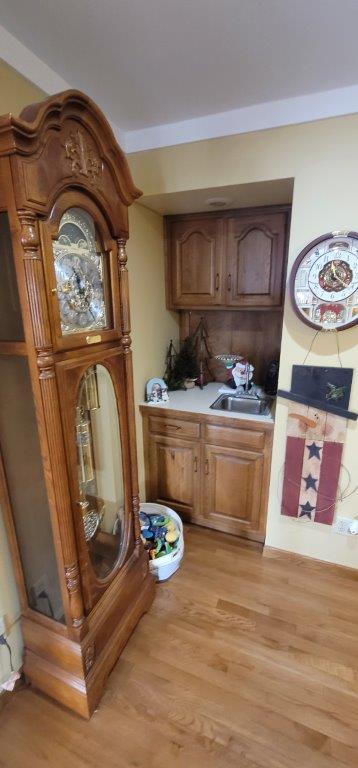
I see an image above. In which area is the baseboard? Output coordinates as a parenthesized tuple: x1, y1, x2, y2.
(263, 545, 358, 578)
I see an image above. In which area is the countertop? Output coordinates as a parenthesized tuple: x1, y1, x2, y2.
(140, 382, 275, 424)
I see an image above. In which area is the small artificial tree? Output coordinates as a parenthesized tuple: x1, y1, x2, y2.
(165, 335, 199, 390)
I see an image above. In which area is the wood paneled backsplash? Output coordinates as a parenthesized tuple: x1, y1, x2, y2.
(180, 309, 283, 385)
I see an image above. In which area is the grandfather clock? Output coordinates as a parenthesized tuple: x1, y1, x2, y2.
(0, 90, 154, 717)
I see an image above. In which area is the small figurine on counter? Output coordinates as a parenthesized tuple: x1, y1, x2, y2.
(232, 360, 254, 391)
(146, 377, 169, 403)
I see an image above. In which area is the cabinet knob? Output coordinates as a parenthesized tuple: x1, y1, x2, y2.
(204, 459, 209, 475)
(227, 274, 232, 291)
(194, 456, 198, 472)
(215, 273, 220, 291)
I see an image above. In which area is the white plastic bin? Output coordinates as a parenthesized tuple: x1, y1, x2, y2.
(140, 502, 184, 582)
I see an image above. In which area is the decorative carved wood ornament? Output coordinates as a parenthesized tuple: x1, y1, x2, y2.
(84, 642, 95, 674)
(63, 129, 102, 185)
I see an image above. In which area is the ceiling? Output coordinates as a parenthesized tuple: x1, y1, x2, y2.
(1, 0, 358, 151)
(140, 179, 294, 215)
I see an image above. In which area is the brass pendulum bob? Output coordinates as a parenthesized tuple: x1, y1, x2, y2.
(83, 365, 99, 411)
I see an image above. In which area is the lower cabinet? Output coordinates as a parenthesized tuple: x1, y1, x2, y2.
(141, 409, 273, 543)
(147, 434, 200, 520)
(202, 444, 264, 538)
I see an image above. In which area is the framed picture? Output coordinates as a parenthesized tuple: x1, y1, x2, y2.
(145, 377, 169, 403)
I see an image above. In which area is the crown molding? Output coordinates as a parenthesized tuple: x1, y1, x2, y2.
(125, 84, 358, 153)
(0, 24, 69, 94)
(1, 22, 358, 155)
(0, 24, 128, 147)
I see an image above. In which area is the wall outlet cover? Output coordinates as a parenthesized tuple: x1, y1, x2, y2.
(332, 516, 354, 535)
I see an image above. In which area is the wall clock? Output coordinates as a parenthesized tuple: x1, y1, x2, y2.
(290, 231, 358, 330)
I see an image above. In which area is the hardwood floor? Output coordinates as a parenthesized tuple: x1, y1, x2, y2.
(1, 524, 358, 768)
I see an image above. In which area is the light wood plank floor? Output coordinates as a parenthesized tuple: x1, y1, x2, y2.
(1, 525, 358, 768)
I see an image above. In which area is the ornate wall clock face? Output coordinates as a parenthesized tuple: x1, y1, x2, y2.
(291, 232, 358, 330)
(53, 207, 109, 335)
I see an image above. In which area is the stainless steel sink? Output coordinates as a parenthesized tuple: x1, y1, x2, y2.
(210, 393, 272, 416)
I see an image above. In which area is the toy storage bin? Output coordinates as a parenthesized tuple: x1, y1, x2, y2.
(140, 502, 184, 582)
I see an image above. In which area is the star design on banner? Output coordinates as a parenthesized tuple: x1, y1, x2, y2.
(303, 473, 318, 491)
(299, 501, 315, 519)
(306, 442, 322, 460)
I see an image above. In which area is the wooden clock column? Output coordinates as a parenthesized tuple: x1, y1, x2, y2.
(0, 91, 154, 717)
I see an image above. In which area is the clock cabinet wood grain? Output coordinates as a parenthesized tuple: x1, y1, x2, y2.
(165, 206, 290, 311)
(0, 90, 154, 718)
(141, 406, 273, 543)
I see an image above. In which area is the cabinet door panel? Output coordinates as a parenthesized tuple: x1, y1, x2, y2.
(148, 434, 200, 520)
(203, 444, 264, 539)
(169, 218, 224, 307)
(226, 212, 287, 307)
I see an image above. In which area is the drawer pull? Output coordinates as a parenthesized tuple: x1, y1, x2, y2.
(165, 424, 181, 430)
(227, 274, 232, 291)
(204, 459, 209, 475)
(215, 272, 220, 291)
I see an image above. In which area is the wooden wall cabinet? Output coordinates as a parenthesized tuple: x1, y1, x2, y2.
(141, 408, 273, 543)
(165, 206, 290, 310)
(168, 216, 224, 307)
(0, 91, 154, 718)
(226, 211, 287, 307)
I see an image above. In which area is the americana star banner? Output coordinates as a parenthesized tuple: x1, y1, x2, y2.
(281, 401, 347, 525)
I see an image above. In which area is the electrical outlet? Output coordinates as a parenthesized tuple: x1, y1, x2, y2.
(0, 614, 6, 635)
(332, 516, 354, 535)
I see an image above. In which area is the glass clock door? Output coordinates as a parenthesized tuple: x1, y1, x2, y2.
(56, 349, 133, 611)
(76, 363, 125, 579)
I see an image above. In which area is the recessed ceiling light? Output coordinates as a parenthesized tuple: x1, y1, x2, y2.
(205, 197, 230, 207)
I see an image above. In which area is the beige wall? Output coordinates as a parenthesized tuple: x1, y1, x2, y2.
(0, 60, 178, 682)
(128, 115, 358, 569)
(0, 59, 45, 115)
(127, 203, 179, 498)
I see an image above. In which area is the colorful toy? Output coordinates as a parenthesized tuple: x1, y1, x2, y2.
(165, 530, 179, 544)
(139, 511, 150, 529)
(139, 511, 180, 560)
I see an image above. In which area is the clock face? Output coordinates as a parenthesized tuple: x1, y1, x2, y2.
(291, 233, 358, 330)
(53, 208, 109, 335)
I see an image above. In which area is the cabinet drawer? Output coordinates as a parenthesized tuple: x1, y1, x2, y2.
(148, 415, 200, 439)
(203, 423, 265, 450)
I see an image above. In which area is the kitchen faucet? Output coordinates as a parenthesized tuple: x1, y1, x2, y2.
(244, 361, 250, 393)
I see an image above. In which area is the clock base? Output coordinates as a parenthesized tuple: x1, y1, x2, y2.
(22, 548, 155, 718)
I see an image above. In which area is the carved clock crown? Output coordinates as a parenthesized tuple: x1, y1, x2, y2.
(0, 89, 141, 236)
